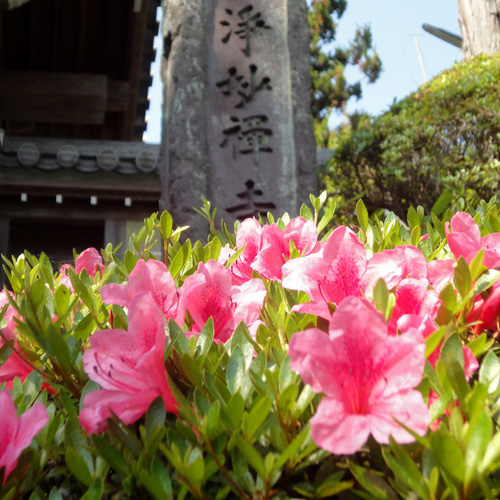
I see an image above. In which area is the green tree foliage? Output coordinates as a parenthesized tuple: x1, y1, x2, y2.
(308, 0, 382, 147)
(322, 53, 500, 221)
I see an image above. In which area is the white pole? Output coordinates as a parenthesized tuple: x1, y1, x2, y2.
(413, 33, 428, 82)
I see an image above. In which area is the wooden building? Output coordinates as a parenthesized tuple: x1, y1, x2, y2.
(0, 0, 161, 276)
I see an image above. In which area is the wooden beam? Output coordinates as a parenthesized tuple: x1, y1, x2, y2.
(0, 70, 107, 124)
(106, 79, 130, 112)
(121, 1, 147, 140)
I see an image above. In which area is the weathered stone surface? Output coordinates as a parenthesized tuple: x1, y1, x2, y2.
(160, 0, 317, 238)
(287, 0, 318, 203)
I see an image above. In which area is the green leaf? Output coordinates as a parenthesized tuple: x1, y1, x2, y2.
(224, 393, 245, 431)
(124, 250, 138, 273)
(169, 239, 192, 279)
(279, 356, 297, 392)
(49, 489, 63, 500)
(407, 206, 420, 230)
(425, 326, 445, 359)
(464, 408, 492, 486)
(469, 249, 486, 281)
(145, 396, 166, 439)
(439, 282, 456, 311)
(68, 269, 95, 311)
(294, 384, 317, 420)
(356, 199, 369, 232)
(431, 190, 453, 216)
(273, 425, 312, 471)
(233, 434, 266, 479)
(73, 312, 96, 341)
(230, 323, 255, 368)
(373, 278, 390, 321)
(196, 317, 214, 358)
(317, 203, 336, 234)
(468, 333, 494, 358)
(207, 237, 222, 262)
(383, 437, 425, 497)
(430, 428, 464, 483)
(226, 346, 245, 394)
(65, 447, 93, 487)
(441, 333, 468, 403)
(80, 479, 103, 500)
(0, 342, 13, 366)
(349, 462, 398, 499)
(185, 451, 205, 488)
(479, 350, 500, 394)
(92, 435, 129, 477)
(224, 246, 245, 268)
(207, 400, 220, 435)
(54, 284, 71, 317)
(480, 430, 500, 474)
(410, 224, 421, 246)
(316, 481, 353, 498)
(160, 211, 173, 240)
(45, 322, 73, 374)
(246, 396, 272, 441)
(300, 203, 314, 221)
(453, 256, 471, 298)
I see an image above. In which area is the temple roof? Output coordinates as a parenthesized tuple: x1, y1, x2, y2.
(0, 0, 160, 141)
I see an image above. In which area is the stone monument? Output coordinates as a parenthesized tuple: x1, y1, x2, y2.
(160, 0, 317, 238)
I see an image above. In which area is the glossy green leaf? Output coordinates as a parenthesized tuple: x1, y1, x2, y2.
(430, 428, 464, 483)
(226, 346, 245, 394)
(65, 447, 93, 487)
(479, 350, 500, 394)
(356, 199, 369, 232)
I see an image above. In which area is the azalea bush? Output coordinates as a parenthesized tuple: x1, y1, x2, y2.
(3, 193, 500, 499)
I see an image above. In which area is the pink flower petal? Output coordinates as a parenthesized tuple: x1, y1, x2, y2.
(75, 248, 105, 277)
(310, 398, 371, 455)
(0, 391, 48, 481)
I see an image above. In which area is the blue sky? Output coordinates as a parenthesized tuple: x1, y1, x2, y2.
(144, 1, 462, 143)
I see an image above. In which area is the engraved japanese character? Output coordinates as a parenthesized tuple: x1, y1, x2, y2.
(226, 179, 276, 220)
(219, 115, 273, 167)
(220, 5, 271, 57)
(216, 64, 271, 108)
(240, 115, 273, 166)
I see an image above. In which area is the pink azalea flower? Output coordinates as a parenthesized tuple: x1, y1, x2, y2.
(387, 278, 441, 335)
(446, 212, 500, 268)
(79, 293, 176, 434)
(229, 218, 263, 285)
(427, 259, 456, 293)
(251, 217, 319, 281)
(218, 218, 263, 285)
(289, 297, 429, 455)
(101, 259, 183, 326)
(180, 260, 266, 343)
(395, 245, 428, 280)
(58, 264, 73, 291)
(76, 247, 105, 277)
(467, 281, 500, 335)
(282, 226, 403, 319)
(0, 390, 48, 483)
(58, 247, 105, 291)
(0, 292, 32, 389)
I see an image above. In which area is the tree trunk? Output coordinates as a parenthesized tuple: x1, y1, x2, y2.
(457, 0, 500, 57)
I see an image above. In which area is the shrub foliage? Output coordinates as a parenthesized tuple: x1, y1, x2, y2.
(323, 53, 500, 220)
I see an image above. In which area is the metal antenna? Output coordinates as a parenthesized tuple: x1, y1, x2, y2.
(413, 32, 427, 82)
